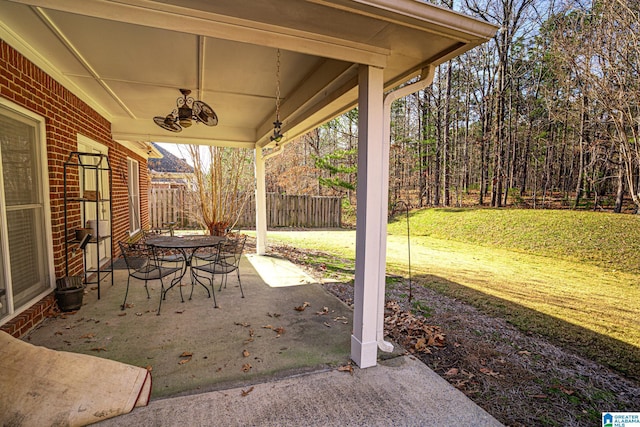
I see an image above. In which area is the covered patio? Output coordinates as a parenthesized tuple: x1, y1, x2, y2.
(1, 0, 496, 368)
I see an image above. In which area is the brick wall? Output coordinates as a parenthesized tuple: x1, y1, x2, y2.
(0, 39, 148, 337)
(0, 295, 55, 338)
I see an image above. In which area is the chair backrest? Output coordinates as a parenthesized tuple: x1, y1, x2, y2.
(118, 241, 150, 271)
(220, 234, 247, 266)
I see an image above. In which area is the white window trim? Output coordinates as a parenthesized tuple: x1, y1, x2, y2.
(127, 157, 141, 236)
(0, 97, 55, 324)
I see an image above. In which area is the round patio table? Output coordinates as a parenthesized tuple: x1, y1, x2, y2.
(145, 235, 226, 301)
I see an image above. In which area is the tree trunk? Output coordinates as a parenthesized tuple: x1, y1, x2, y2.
(614, 161, 625, 213)
(443, 61, 452, 206)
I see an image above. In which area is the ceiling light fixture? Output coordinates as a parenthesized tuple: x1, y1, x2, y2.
(270, 49, 283, 144)
(153, 89, 218, 133)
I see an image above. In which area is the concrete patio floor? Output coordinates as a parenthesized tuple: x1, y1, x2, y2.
(26, 256, 354, 399)
(23, 252, 503, 426)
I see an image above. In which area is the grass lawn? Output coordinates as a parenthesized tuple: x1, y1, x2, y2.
(262, 208, 640, 380)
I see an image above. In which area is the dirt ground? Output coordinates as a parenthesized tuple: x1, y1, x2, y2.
(264, 241, 640, 427)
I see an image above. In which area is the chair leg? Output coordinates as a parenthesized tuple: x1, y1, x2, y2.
(144, 283, 150, 299)
(157, 279, 165, 315)
(210, 276, 218, 308)
(178, 276, 185, 303)
(121, 277, 131, 310)
(237, 270, 244, 298)
(218, 274, 228, 291)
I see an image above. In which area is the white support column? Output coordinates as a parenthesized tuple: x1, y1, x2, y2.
(254, 149, 267, 255)
(351, 64, 385, 368)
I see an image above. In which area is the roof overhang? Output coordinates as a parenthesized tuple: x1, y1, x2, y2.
(0, 0, 497, 153)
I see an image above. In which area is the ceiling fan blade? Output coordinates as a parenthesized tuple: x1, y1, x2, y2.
(153, 116, 182, 132)
(193, 101, 218, 126)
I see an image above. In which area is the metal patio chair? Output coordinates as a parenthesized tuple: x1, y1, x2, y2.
(190, 234, 246, 308)
(118, 241, 184, 315)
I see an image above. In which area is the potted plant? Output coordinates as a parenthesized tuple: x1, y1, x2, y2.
(55, 276, 85, 311)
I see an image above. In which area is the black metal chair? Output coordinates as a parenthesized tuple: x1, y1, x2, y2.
(118, 241, 183, 315)
(190, 234, 246, 308)
(192, 228, 242, 263)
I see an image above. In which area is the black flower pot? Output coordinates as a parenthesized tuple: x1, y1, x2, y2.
(55, 287, 84, 311)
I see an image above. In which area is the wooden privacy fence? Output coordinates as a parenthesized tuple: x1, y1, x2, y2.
(148, 187, 199, 229)
(236, 193, 342, 228)
(149, 187, 342, 229)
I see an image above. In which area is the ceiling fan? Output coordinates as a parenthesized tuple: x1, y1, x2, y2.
(153, 89, 218, 132)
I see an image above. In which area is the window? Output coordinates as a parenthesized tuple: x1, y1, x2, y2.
(128, 158, 141, 234)
(0, 100, 53, 322)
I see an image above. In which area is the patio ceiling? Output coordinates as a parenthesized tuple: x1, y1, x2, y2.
(0, 0, 496, 154)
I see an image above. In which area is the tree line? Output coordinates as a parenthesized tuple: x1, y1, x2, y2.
(266, 0, 640, 214)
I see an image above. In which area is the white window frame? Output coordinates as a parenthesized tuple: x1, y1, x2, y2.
(127, 158, 141, 235)
(0, 97, 55, 325)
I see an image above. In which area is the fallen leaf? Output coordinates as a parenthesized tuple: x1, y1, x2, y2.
(241, 386, 254, 397)
(242, 349, 250, 358)
(117, 312, 127, 317)
(262, 324, 273, 329)
(316, 307, 329, 315)
(178, 357, 191, 365)
(323, 322, 331, 328)
(175, 310, 184, 314)
(294, 302, 311, 311)
(479, 368, 500, 377)
(518, 350, 532, 356)
(273, 327, 285, 335)
(445, 368, 459, 377)
(135, 312, 143, 316)
(54, 331, 63, 336)
(559, 386, 575, 396)
(145, 365, 153, 372)
(267, 312, 281, 318)
(338, 364, 354, 375)
(242, 363, 252, 372)
(235, 322, 250, 327)
(180, 351, 193, 357)
(90, 347, 107, 352)
(452, 379, 469, 390)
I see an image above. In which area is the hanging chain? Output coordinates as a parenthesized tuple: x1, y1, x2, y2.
(275, 49, 281, 119)
(270, 49, 283, 142)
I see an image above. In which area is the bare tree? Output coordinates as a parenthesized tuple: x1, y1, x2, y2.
(186, 145, 254, 235)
